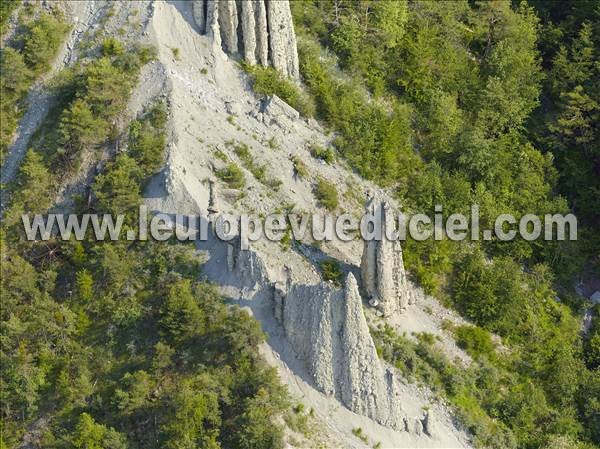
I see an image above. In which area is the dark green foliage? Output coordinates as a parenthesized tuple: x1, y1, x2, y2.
(242, 62, 315, 117)
(297, 40, 417, 185)
(319, 259, 343, 287)
(0, 0, 19, 34)
(454, 325, 496, 361)
(373, 324, 571, 449)
(314, 178, 338, 211)
(128, 102, 167, 178)
(290, 155, 308, 178)
(3, 40, 154, 201)
(0, 11, 69, 161)
(585, 305, 600, 370)
(1, 230, 289, 448)
(1, 46, 288, 448)
(309, 143, 334, 164)
(102, 37, 125, 56)
(293, 2, 599, 447)
(93, 154, 142, 216)
(452, 252, 523, 332)
(22, 13, 70, 74)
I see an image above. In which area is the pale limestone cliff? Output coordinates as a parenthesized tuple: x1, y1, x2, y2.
(192, 0, 300, 79)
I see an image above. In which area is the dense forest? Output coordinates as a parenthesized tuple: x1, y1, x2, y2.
(1, 1, 599, 449)
(1, 6, 289, 449)
(286, 1, 599, 448)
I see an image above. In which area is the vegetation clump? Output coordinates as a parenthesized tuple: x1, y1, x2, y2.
(319, 259, 343, 286)
(242, 62, 315, 117)
(0, 11, 70, 161)
(2, 38, 289, 449)
(291, 2, 600, 447)
(216, 163, 246, 189)
(314, 178, 339, 211)
(309, 143, 335, 164)
(291, 155, 309, 179)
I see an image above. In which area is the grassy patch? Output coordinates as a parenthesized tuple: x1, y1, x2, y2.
(241, 62, 315, 117)
(216, 163, 245, 189)
(352, 427, 368, 444)
(291, 155, 308, 178)
(309, 143, 335, 164)
(314, 178, 338, 210)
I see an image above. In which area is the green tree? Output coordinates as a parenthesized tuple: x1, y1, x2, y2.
(23, 14, 70, 73)
(75, 269, 94, 303)
(59, 99, 109, 154)
(93, 154, 141, 215)
(71, 413, 128, 449)
(160, 279, 205, 344)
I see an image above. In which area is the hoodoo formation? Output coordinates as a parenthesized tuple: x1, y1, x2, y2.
(192, 0, 300, 79)
(361, 192, 420, 316)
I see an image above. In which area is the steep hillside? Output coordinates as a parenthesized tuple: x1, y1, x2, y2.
(3, 1, 597, 449)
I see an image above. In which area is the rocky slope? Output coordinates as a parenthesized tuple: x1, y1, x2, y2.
(145, 2, 473, 446)
(4, 1, 475, 447)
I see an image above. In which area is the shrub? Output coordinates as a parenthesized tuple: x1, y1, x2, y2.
(314, 178, 338, 210)
(101, 37, 125, 56)
(93, 154, 142, 215)
(0, 48, 32, 160)
(216, 163, 245, 189)
(0, 0, 19, 34)
(6, 150, 53, 219)
(1, 13, 70, 161)
(227, 140, 263, 182)
(267, 137, 280, 150)
(128, 103, 167, 177)
(134, 43, 158, 64)
(291, 155, 308, 178)
(319, 259, 343, 286)
(242, 63, 315, 117)
(454, 325, 496, 361)
(232, 141, 251, 164)
(352, 427, 368, 443)
(309, 143, 335, 164)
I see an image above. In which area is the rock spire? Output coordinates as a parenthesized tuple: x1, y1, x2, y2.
(361, 192, 416, 316)
(192, 0, 300, 80)
(272, 272, 404, 430)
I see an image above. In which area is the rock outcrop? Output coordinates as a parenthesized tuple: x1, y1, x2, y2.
(273, 272, 404, 430)
(192, 0, 299, 79)
(361, 192, 421, 316)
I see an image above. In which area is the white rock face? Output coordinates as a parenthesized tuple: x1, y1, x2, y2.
(240, 1, 257, 65)
(193, 0, 300, 79)
(218, 0, 238, 54)
(274, 272, 404, 430)
(361, 192, 420, 316)
(265, 0, 300, 79)
(220, 232, 404, 429)
(254, 0, 269, 67)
